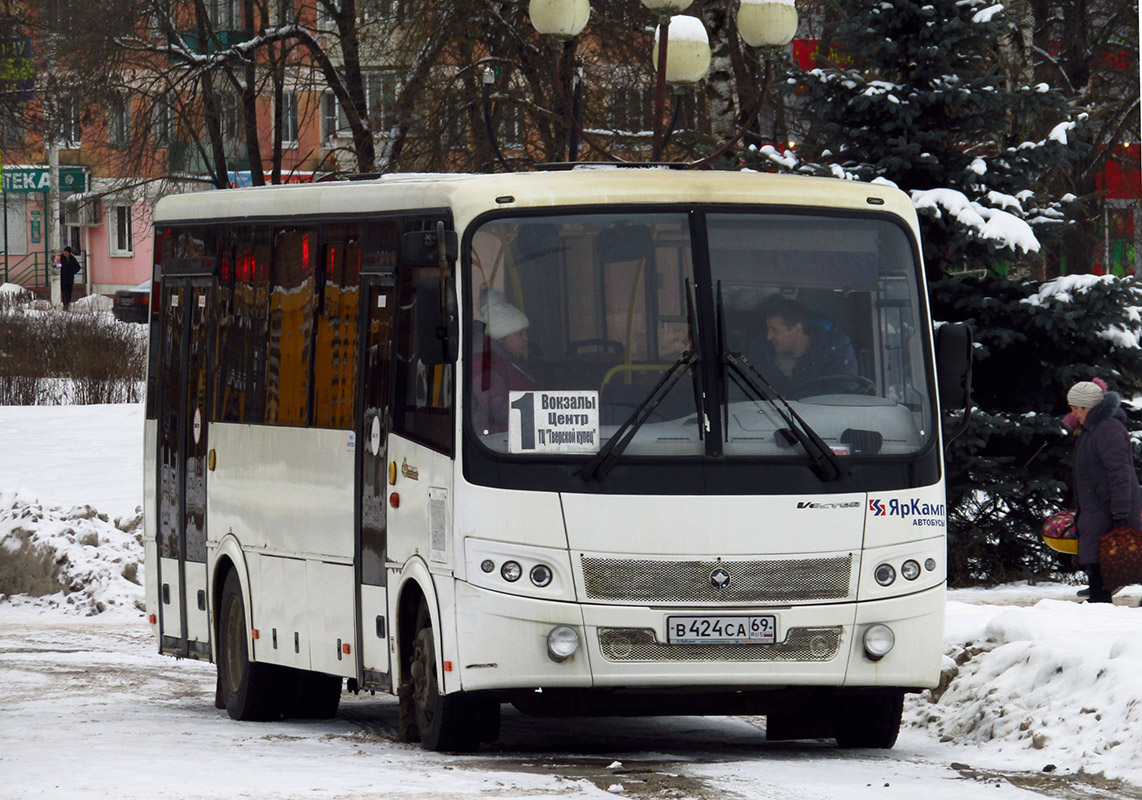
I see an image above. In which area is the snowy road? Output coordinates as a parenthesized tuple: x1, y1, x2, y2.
(1, 608, 1140, 800)
(3, 404, 1142, 799)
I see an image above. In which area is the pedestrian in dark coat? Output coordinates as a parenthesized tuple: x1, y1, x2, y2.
(59, 246, 81, 309)
(1068, 380, 1142, 603)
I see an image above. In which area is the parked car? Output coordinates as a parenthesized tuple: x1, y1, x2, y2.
(112, 280, 151, 323)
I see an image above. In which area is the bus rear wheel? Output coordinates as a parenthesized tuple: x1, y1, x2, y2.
(833, 690, 904, 749)
(406, 603, 494, 752)
(218, 570, 283, 721)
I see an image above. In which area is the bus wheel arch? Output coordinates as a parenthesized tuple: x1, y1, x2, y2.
(394, 570, 496, 751)
(210, 544, 283, 722)
(394, 572, 431, 743)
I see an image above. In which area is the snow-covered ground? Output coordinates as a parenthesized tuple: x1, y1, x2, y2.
(2, 403, 1141, 799)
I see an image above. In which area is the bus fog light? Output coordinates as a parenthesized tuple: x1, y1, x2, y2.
(501, 561, 522, 582)
(530, 564, 553, 587)
(901, 559, 921, 581)
(547, 626, 579, 662)
(809, 635, 831, 658)
(874, 563, 896, 586)
(863, 624, 895, 660)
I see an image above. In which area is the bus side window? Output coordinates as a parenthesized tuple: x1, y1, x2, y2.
(215, 227, 269, 424)
(392, 262, 454, 455)
(313, 224, 361, 430)
(266, 228, 317, 427)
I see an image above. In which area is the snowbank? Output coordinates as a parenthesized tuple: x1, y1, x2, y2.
(908, 592, 1142, 784)
(0, 489, 144, 615)
(1, 282, 32, 296)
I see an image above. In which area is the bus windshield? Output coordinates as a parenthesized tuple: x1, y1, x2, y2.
(466, 210, 933, 462)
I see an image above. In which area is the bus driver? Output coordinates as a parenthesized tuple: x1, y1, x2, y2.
(749, 296, 859, 397)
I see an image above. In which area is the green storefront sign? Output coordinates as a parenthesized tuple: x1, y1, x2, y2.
(2, 166, 87, 194)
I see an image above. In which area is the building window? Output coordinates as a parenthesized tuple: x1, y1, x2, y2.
(207, 0, 241, 29)
(0, 103, 25, 147)
(111, 205, 134, 257)
(216, 93, 244, 159)
(360, 0, 403, 22)
(45, 0, 79, 32)
(279, 91, 299, 147)
(322, 93, 341, 141)
(149, 0, 173, 35)
(151, 100, 171, 147)
(365, 70, 399, 134)
(109, 94, 131, 149)
(51, 94, 82, 149)
(610, 82, 653, 134)
(275, 0, 297, 24)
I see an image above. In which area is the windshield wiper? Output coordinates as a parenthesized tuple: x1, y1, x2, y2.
(579, 352, 698, 481)
(715, 285, 846, 483)
(580, 279, 705, 482)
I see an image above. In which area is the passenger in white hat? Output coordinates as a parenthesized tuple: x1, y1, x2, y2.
(482, 294, 530, 357)
(473, 291, 533, 434)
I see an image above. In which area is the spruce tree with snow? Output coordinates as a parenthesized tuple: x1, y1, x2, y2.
(751, 0, 1084, 280)
(928, 272, 1142, 584)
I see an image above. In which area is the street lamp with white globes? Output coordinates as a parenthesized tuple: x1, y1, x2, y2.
(510, 0, 798, 166)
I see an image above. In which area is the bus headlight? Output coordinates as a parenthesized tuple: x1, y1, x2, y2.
(901, 559, 921, 581)
(863, 624, 895, 660)
(547, 626, 579, 662)
(501, 561, 522, 582)
(529, 564, 553, 587)
(874, 563, 896, 586)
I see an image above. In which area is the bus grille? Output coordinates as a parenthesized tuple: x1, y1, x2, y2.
(580, 555, 853, 603)
(597, 627, 843, 662)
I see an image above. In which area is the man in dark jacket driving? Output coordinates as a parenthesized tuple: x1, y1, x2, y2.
(748, 296, 860, 397)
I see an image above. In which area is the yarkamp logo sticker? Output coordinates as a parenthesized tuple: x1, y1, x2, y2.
(869, 498, 946, 527)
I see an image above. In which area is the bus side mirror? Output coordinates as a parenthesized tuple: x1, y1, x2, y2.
(935, 322, 972, 410)
(416, 275, 458, 365)
(402, 229, 457, 266)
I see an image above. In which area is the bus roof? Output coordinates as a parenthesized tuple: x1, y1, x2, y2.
(152, 169, 919, 235)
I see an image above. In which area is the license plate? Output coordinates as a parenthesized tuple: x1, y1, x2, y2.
(667, 615, 777, 645)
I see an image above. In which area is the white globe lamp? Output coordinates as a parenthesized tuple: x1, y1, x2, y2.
(529, 0, 591, 40)
(641, 0, 694, 13)
(652, 16, 712, 85)
(737, 0, 798, 47)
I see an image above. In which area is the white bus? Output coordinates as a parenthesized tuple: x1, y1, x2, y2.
(144, 169, 971, 751)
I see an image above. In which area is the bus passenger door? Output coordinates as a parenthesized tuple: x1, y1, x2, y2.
(357, 277, 394, 688)
(156, 278, 213, 659)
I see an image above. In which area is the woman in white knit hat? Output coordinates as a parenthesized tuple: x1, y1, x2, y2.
(472, 291, 532, 435)
(1066, 380, 1142, 603)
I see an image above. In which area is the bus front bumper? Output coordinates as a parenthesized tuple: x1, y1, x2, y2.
(452, 580, 945, 694)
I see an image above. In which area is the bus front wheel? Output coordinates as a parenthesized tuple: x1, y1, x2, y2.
(406, 604, 492, 752)
(218, 570, 283, 721)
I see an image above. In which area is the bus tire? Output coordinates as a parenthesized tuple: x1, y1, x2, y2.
(218, 570, 283, 721)
(283, 668, 342, 720)
(407, 603, 481, 752)
(833, 690, 904, 749)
